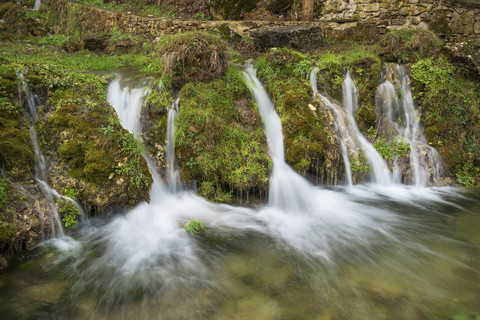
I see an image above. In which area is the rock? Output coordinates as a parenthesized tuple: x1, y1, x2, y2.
(266, 0, 293, 13)
(79, 33, 109, 52)
(444, 41, 480, 80)
(253, 25, 323, 52)
(0, 254, 7, 270)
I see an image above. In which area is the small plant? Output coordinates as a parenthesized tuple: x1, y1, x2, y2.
(184, 219, 206, 235)
(21, 195, 28, 201)
(0, 179, 9, 209)
(59, 189, 82, 229)
(350, 155, 371, 174)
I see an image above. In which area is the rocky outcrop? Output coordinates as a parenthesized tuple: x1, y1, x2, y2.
(444, 41, 480, 80)
(254, 25, 323, 51)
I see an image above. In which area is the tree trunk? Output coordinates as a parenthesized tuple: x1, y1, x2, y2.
(301, 0, 314, 21)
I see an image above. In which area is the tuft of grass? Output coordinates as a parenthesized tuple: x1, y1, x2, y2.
(184, 219, 205, 235)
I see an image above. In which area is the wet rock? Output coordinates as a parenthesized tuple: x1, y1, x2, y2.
(253, 25, 323, 52)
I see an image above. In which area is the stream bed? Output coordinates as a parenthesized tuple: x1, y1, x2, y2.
(0, 186, 479, 320)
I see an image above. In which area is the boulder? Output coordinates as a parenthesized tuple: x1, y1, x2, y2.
(79, 33, 109, 52)
(445, 41, 480, 80)
(253, 25, 323, 52)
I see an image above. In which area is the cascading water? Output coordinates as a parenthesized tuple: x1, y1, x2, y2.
(310, 68, 354, 186)
(2, 70, 475, 320)
(309, 68, 392, 185)
(343, 72, 392, 185)
(33, 0, 41, 11)
(18, 73, 64, 237)
(166, 97, 183, 193)
(377, 65, 442, 186)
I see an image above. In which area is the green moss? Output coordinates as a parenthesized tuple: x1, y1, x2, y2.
(376, 29, 442, 64)
(175, 69, 270, 202)
(0, 179, 9, 209)
(156, 31, 230, 87)
(411, 58, 480, 187)
(256, 54, 340, 179)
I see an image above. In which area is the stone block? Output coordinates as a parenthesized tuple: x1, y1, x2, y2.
(253, 25, 323, 51)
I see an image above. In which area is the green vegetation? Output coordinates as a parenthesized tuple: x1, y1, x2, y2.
(57, 189, 83, 229)
(411, 58, 480, 187)
(369, 128, 410, 161)
(156, 31, 230, 87)
(175, 66, 271, 202)
(0, 179, 9, 210)
(376, 29, 442, 64)
(184, 219, 206, 235)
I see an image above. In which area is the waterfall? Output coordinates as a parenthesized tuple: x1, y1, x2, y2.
(33, 0, 41, 11)
(309, 68, 392, 185)
(18, 73, 65, 238)
(243, 64, 316, 211)
(310, 68, 355, 186)
(343, 72, 392, 185)
(166, 98, 183, 193)
(106, 76, 148, 136)
(377, 66, 442, 186)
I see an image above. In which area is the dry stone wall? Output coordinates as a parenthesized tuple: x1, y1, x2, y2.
(51, 0, 480, 42)
(315, 0, 480, 40)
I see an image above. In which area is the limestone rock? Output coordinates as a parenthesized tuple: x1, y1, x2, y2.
(253, 25, 323, 52)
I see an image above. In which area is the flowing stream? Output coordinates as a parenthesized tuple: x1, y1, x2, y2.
(0, 71, 479, 320)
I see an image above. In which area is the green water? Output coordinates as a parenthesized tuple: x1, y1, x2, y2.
(0, 188, 479, 320)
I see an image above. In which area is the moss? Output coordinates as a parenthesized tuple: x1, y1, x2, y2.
(411, 58, 480, 187)
(156, 31, 230, 88)
(0, 67, 35, 180)
(175, 69, 271, 202)
(207, 0, 260, 20)
(376, 29, 442, 64)
(256, 54, 340, 181)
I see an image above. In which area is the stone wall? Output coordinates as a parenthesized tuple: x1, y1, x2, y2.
(315, 0, 480, 40)
(50, 0, 480, 42)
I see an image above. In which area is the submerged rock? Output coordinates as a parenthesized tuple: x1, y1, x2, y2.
(253, 25, 323, 52)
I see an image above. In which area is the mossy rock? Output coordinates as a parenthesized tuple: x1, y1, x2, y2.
(376, 29, 442, 64)
(175, 72, 271, 202)
(157, 31, 230, 88)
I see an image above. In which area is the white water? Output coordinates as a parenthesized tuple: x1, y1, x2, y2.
(18, 74, 65, 237)
(166, 97, 183, 192)
(28, 70, 467, 320)
(309, 68, 392, 185)
(377, 66, 442, 186)
(33, 0, 41, 11)
(310, 68, 354, 186)
(343, 72, 392, 185)
(106, 76, 148, 136)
